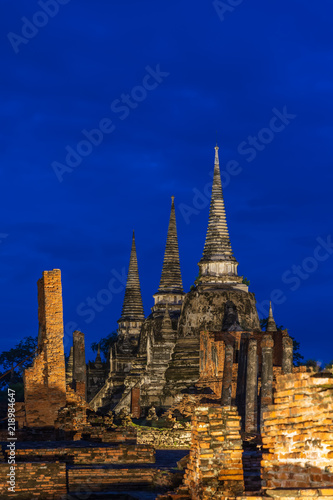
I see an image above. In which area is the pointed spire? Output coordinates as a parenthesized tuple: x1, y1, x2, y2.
(162, 305, 172, 331)
(161, 305, 175, 342)
(119, 231, 145, 321)
(266, 302, 277, 332)
(158, 197, 183, 293)
(201, 145, 236, 263)
(95, 343, 102, 367)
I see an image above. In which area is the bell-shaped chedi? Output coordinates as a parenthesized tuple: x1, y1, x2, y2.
(198, 146, 246, 291)
(164, 147, 260, 399)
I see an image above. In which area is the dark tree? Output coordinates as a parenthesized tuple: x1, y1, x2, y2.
(289, 336, 304, 367)
(0, 336, 37, 388)
(91, 332, 117, 360)
(0, 336, 37, 401)
(305, 359, 319, 370)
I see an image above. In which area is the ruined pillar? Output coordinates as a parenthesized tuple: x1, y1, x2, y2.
(245, 338, 258, 433)
(131, 386, 141, 419)
(73, 331, 86, 400)
(236, 336, 247, 424)
(65, 346, 73, 386)
(282, 335, 293, 374)
(24, 269, 66, 427)
(221, 343, 234, 406)
(261, 333, 274, 430)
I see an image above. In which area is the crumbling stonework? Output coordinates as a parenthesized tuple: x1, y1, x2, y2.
(198, 331, 225, 397)
(54, 385, 90, 438)
(0, 462, 67, 499)
(86, 346, 107, 401)
(197, 328, 294, 434)
(261, 370, 333, 489)
(178, 288, 261, 339)
(21, 270, 96, 434)
(163, 289, 261, 399)
(136, 426, 191, 449)
(68, 467, 182, 493)
(24, 269, 66, 427)
(184, 405, 244, 499)
(4, 444, 155, 464)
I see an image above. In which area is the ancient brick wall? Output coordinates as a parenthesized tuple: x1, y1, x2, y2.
(136, 426, 191, 448)
(24, 269, 66, 427)
(199, 331, 225, 397)
(68, 467, 181, 492)
(198, 331, 243, 400)
(3, 444, 155, 464)
(86, 427, 137, 443)
(158, 488, 333, 500)
(0, 462, 66, 499)
(261, 370, 333, 489)
(183, 405, 244, 499)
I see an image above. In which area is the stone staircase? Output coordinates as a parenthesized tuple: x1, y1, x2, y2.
(89, 379, 121, 412)
(242, 441, 263, 492)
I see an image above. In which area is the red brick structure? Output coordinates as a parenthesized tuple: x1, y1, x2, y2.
(131, 386, 141, 418)
(24, 269, 66, 427)
(0, 462, 67, 499)
(183, 405, 244, 499)
(4, 444, 155, 464)
(198, 328, 293, 433)
(261, 369, 333, 489)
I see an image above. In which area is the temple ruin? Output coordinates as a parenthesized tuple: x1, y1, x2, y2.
(1, 146, 332, 499)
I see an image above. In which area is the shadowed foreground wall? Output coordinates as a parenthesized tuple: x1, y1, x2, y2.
(0, 462, 66, 499)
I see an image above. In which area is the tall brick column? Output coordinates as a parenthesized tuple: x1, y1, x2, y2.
(282, 335, 293, 374)
(245, 338, 258, 433)
(24, 269, 66, 427)
(260, 334, 274, 430)
(235, 338, 247, 423)
(73, 331, 86, 400)
(221, 343, 234, 406)
(131, 386, 141, 418)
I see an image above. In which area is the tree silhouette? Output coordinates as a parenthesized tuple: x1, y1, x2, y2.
(91, 332, 117, 361)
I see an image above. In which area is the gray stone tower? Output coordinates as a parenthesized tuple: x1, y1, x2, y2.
(89, 232, 146, 410)
(198, 146, 246, 291)
(164, 145, 260, 398)
(152, 196, 185, 314)
(117, 230, 145, 343)
(126, 198, 185, 409)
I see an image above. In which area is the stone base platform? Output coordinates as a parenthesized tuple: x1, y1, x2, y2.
(157, 489, 333, 500)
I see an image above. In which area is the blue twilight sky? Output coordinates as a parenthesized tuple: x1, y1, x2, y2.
(0, 0, 332, 365)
